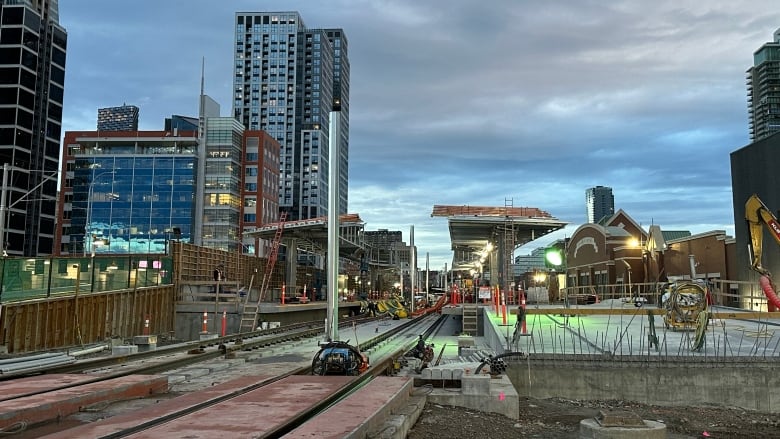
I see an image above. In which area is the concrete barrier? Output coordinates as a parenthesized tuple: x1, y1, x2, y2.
(507, 355, 780, 412)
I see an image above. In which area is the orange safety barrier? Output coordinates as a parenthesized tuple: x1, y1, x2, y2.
(494, 287, 499, 316)
(201, 310, 208, 334)
(501, 290, 507, 325)
(221, 310, 227, 337)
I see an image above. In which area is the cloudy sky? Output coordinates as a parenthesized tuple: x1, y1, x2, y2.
(60, 1, 780, 269)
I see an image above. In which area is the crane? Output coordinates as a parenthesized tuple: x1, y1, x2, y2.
(745, 194, 780, 310)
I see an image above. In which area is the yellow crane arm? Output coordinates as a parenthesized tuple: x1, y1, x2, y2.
(745, 194, 780, 276)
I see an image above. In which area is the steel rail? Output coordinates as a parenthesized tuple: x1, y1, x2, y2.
(87, 318, 432, 438)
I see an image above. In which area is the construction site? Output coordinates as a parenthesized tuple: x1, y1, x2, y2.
(0, 202, 779, 438)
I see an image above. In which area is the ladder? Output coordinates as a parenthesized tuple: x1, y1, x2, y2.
(240, 211, 287, 332)
(462, 304, 478, 336)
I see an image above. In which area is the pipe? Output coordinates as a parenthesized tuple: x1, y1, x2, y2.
(69, 343, 110, 357)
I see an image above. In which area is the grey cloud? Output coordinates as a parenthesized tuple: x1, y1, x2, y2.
(60, 0, 779, 268)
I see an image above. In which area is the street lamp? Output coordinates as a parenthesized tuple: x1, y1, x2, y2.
(83, 170, 116, 256)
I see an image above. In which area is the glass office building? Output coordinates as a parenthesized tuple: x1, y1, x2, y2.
(58, 131, 199, 255)
(201, 117, 243, 252)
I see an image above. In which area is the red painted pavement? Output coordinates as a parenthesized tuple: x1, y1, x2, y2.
(0, 374, 97, 402)
(39, 375, 273, 439)
(0, 374, 168, 430)
(284, 376, 413, 438)
(124, 375, 355, 439)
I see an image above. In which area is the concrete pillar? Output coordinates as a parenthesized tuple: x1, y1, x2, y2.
(285, 238, 298, 294)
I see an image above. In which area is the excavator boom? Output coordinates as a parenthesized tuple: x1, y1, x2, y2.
(745, 194, 780, 276)
(745, 194, 780, 312)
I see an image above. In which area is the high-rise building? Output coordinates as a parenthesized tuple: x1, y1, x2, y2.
(0, 1, 67, 256)
(240, 130, 280, 255)
(97, 104, 139, 132)
(232, 11, 349, 221)
(162, 107, 281, 255)
(586, 186, 614, 224)
(200, 117, 244, 252)
(747, 29, 780, 142)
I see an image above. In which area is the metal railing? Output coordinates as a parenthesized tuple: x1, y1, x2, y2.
(560, 278, 771, 310)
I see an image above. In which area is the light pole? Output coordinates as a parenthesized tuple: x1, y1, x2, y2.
(83, 170, 116, 257)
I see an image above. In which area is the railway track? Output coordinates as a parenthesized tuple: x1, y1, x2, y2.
(0, 314, 443, 438)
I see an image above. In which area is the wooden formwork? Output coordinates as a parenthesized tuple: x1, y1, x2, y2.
(0, 285, 175, 354)
(171, 242, 284, 303)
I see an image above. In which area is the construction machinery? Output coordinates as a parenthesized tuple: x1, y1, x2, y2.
(311, 340, 369, 376)
(745, 194, 780, 310)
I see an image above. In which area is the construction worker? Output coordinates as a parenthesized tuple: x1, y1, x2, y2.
(415, 335, 425, 357)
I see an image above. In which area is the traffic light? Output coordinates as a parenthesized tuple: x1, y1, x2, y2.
(544, 247, 564, 268)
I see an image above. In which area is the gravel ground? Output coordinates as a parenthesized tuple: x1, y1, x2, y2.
(408, 398, 780, 439)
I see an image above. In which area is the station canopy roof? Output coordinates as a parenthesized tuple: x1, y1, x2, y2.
(431, 205, 567, 270)
(243, 214, 365, 258)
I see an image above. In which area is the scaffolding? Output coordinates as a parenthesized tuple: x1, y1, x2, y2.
(502, 198, 516, 304)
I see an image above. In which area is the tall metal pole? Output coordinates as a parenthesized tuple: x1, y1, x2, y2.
(326, 102, 341, 342)
(410, 225, 415, 314)
(425, 252, 429, 305)
(444, 262, 448, 294)
(0, 163, 8, 256)
(399, 268, 403, 300)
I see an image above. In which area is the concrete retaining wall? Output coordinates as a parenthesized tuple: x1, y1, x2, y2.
(505, 355, 780, 412)
(481, 308, 780, 412)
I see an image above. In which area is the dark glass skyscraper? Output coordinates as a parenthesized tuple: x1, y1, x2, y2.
(233, 11, 349, 221)
(0, 0, 66, 256)
(747, 29, 780, 142)
(586, 186, 614, 224)
(97, 104, 139, 132)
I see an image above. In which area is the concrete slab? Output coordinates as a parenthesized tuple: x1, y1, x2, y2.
(38, 375, 272, 439)
(0, 375, 168, 430)
(122, 375, 355, 438)
(482, 301, 780, 357)
(0, 374, 97, 402)
(285, 376, 413, 439)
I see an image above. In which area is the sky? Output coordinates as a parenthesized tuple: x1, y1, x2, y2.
(59, 1, 780, 270)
